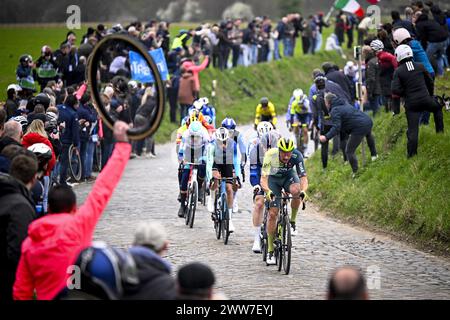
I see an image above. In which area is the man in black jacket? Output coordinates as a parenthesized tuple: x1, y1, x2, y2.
(391, 44, 444, 158)
(322, 62, 355, 102)
(0, 152, 38, 300)
(320, 93, 378, 175)
(415, 12, 448, 76)
(123, 221, 176, 300)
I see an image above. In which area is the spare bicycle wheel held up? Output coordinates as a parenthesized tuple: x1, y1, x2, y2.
(87, 34, 165, 141)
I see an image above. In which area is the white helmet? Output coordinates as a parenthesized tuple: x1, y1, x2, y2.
(188, 120, 203, 137)
(370, 39, 384, 52)
(293, 89, 304, 99)
(345, 61, 354, 68)
(193, 99, 203, 111)
(256, 121, 273, 136)
(215, 127, 229, 142)
(395, 44, 413, 62)
(392, 28, 411, 45)
(201, 97, 209, 105)
(7, 84, 22, 93)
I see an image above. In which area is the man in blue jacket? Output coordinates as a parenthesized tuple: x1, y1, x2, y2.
(57, 94, 80, 185)
(319, 93, 378, 175)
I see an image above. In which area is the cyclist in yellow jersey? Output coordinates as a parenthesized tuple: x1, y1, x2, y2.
(255, 97, 277, 129)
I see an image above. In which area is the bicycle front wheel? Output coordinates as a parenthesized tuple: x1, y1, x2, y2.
(282, 215, 292, 275)
(221, 193, 229, 245)
(188, 181, 198, 228)
(69, 145, 82, 182)
(214, 193, 221, 239)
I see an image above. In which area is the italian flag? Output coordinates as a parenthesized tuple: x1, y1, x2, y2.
(335, 0, 365, 18)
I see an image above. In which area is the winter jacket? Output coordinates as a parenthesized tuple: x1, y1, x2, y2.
(325, 96, 373, 140)
(77, 104, 97, 142)
(178, 73, 196, 105)
(376, 51, 398, 96)
(57, 104, 80, 146)
(181, 57, 209, 92)
(365, 52, 381, 97)
(391, 59, 435, 112)
(408, 39, 435, 76)
(324, 69, 355, 101)
(123, 246, 176, 300)
(0, 137, 22, 154)
(0, 173, 36, 300)
(415, 14, 448, 45)
(13, 142, 131, 300)
(5, 99, 18, 119)
(22, 133, 56, 176)
(392, 18, 415, 36)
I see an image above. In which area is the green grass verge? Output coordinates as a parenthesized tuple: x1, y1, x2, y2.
(306, 74, 450, 250)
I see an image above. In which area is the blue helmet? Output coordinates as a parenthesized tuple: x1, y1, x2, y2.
(221, 117, 236, 130)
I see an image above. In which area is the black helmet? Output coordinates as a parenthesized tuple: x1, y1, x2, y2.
(260, 97, 269, 106)
(19, 54, 32, 64)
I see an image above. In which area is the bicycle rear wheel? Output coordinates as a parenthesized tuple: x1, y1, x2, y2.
(188, 181, 198, 228)
(282, 215, 292, 275)
(69, 145, 82, 182)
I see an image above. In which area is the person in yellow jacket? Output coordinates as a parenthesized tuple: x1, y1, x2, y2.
(254, 97, 277, 129)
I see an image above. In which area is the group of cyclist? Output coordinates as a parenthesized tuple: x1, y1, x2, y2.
(175, 92, 310, 265)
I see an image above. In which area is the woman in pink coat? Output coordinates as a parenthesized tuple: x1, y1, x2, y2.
(13, 122, 131, 300)
(181, 55, 209, 96)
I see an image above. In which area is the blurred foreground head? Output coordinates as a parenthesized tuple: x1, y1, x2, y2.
(327, 266, 369, 300)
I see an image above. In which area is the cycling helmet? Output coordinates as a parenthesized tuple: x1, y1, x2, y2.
(188, 121, 203, 137)
(293, 89, 304, 99)
(7, 84, 22, 93)
(66, 242, 138, 300)
(392, 28, 411, 45)
(221, 117, 236, 130)
(370, 39, 384, 52)
(27, 143, 52, 172)
(395, 44, 413, 62)
(260, 97, 269, 106)
(193, 99, 203, 111)
(41, 45, 52, 55)
(278, 137, 295, 152)
(215, 127, 229, 142)
(19, 54, 32, 65)
(188, 111, 199, 124)
(256, 121, 273, 136)
(12, 116, 28, 132)
(260, 131, 281, 150)
(201, 97, 209, 106)
(314, 75, 327, 90)
(203, 115, 213, 125)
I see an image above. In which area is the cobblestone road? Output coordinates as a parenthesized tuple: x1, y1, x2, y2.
(75, 126, 450, 300)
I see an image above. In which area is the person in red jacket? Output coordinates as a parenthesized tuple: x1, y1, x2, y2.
(22, 119, 55, 176)
(13, 121, 131, 300)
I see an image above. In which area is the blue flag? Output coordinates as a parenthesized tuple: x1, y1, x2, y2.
(129, 48, 169, 83)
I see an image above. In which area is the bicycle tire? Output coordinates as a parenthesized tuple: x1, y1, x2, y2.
(69, 145, 82, 182)
(188, 181, 197, 228)
(214, 192, 221, 239)
(221, 193, 230, 245)
(185, 189, 191, 226)
(282, 215, 292, 275)
(262, 229, 268, 263)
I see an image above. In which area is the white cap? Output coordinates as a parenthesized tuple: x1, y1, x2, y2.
(133, 221, 167, 252)
(7, 84, 22, 92)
